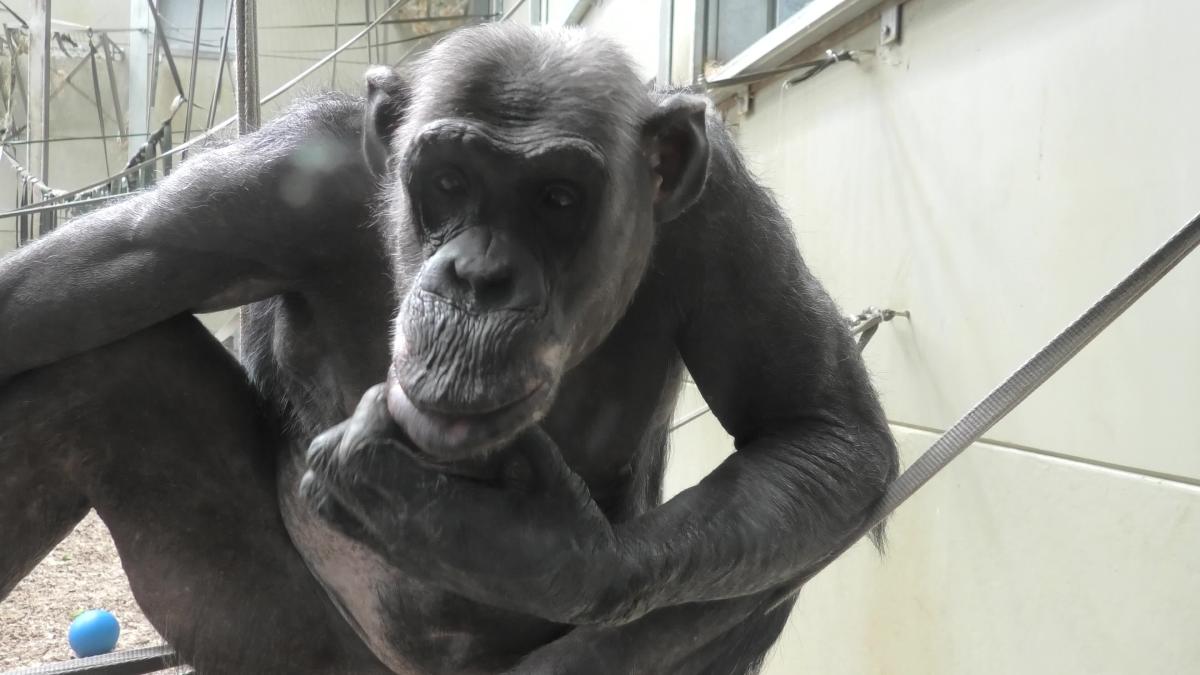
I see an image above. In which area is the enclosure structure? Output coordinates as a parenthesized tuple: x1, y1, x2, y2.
(0, 1, 1197, 674)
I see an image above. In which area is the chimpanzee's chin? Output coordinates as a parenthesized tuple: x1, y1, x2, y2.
(385, 379, 550, 461)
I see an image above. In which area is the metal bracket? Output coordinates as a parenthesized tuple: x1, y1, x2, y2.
(734, 85, 753, 117)
(880, 3, 902, 46)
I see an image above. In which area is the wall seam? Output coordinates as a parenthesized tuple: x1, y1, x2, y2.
(887, 419, 1200, 490)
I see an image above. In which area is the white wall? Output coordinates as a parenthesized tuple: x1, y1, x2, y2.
(588, 0, 1200, 673)
(575, 0, 661, 81)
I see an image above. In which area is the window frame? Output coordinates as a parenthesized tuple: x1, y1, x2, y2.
(661, 0, 883, 87)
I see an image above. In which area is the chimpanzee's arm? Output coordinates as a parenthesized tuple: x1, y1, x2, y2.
(595, 128, 900, 618)
(0, 95, 374, 379)
(512, 128, 899, 621)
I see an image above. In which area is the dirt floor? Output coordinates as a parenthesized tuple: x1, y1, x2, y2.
(0, 512, 167, 670)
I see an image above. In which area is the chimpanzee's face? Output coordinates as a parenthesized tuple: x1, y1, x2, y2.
(362, 26, 709, 460)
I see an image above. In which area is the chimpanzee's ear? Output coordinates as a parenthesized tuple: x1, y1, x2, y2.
(363, 66, 412, 178)
(642, 93, 711, 222)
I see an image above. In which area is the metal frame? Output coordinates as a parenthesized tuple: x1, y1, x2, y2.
(235, 0, 260, 133)
(0, 646, 181, 675)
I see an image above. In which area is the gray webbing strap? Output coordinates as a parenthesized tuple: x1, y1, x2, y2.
(872, 211, 1199, 522)
(781, 211, 1200, 599)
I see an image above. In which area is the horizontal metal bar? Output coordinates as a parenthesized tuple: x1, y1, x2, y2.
(0, 194, 126, 219)
(703, 49, 862, 90)
(0, 645, 178, 675)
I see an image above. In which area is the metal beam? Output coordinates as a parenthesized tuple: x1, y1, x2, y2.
(100, 34, 126, 142)
(235, 0, 260, 134)
(27, 0, 52, 233)
(330, 0, 340, 86)
(181, 0, 205, 147)
(127, 0, 153, 148)
(363, 0, 374, 63)
(206, 0, 235, 132)
(1, 645, 180, 675)
(144, 0, 186, 97)
(87, 33, 112, 174)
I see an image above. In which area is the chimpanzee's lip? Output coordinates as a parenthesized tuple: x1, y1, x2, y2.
(385, 380, 550, 460)
(403, 383, 543, 416)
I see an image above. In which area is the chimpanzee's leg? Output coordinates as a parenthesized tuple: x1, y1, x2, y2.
(0, 316, 387, 674)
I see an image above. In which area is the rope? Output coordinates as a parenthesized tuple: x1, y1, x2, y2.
(0, 146, 59, 197)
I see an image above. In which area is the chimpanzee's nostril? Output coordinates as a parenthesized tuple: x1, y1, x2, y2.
(452, 256, 517, 310)
(471, 270, 515, 310)
(418, 227, 546, 312)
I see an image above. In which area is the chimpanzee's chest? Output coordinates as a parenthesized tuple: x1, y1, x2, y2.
(541, 316, 685, 519)
(279, 449, 567, 674)
(269, 290, 683, 672)
(277, 370, 682, 674)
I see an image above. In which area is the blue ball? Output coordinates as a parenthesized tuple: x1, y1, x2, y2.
(68, 609, 120, 657)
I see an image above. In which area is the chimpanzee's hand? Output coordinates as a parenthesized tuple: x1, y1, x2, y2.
(300, 384, 638, 625)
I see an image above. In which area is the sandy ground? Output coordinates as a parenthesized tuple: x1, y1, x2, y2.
(0, 512, 168, 671)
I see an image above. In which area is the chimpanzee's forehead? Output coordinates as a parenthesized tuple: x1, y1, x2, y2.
(418, 79, 626, 148)
(409, 25, 648, 151)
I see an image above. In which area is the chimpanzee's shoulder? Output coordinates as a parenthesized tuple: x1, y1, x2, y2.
(258, 91, 368, 143)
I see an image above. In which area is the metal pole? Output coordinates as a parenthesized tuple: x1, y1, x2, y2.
(47, 39, 94, 101)
(501, 0, 530, 21)
(4, 29, 27, 105)
(182, 0, 205, 147)
(363, 0, 374, 63)
(235, 0, 260, 134)
(206, 0, 235, 131)
(0, 0, 27, 28)
(100, 34, 127, 145)
(0, 44, 7, 114)
(87, 33, 112, 175)
(331, 0, 340, 87)
(145, 0, 186, 97)
(128, 0, 153, 150)
(16, 178, 28, 244)
(27, 0, 52, 233)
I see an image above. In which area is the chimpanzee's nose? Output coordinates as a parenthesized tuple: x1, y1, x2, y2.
(419, 227, 545, 312)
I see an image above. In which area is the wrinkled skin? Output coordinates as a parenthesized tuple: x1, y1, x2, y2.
(0, 24, 897, 675)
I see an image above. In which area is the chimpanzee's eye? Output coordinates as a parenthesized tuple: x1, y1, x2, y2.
(541, 183, 580, 210)
(433, 169, 466, 195)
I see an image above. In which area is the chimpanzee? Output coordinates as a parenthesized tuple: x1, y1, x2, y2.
(0, 23, 897, 674)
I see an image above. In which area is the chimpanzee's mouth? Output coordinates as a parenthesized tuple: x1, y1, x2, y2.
(385, 380, 551, 460)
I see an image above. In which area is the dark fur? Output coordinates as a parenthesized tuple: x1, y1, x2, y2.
(0, 24, 896, 674)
